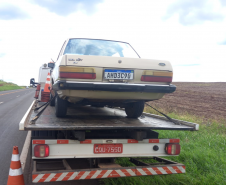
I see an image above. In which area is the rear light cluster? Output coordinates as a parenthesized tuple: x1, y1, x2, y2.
(165, 143, 180, 155)
(60, 73, 96, 79)
(59, 67, 96, 79)
(34, 144, 49, 157)
(141, 70, 173, 83)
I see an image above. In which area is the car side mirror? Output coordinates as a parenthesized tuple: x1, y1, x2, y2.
(48, 63, 55, 68)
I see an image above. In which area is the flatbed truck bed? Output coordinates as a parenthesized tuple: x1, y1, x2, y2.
(20, 100, 198, 131)
(19, 100, 199, 183)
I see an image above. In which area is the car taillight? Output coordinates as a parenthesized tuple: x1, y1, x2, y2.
(59, 67, 96, 79)
(165, 143, 180, 155)
(60, 72, 96, 79)
(141, 76, 172, 82)
(34, 144, 49, 157)
(141, 70, 173, 82)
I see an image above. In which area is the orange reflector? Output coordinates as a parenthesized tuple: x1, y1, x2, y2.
(153, 71, 173, 77)
(57, 140, 69, 144)
(128, 139, 138, 143)
(80, 140, 92, 144)
(33, 140, 45, 144)
(149, 139, 159, 143)
(142, 70, 173, 77)
(169, 139, 180, 143)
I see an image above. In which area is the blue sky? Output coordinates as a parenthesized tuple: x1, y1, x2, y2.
(32, 0, 104, 16)
(0, 3, 29, 20)
(0, 0, 226, 85)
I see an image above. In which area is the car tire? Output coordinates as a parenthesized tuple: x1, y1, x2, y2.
(50, 93, 55, 106)
(125, 101, 144, 118)
(55, 95, 67, 117)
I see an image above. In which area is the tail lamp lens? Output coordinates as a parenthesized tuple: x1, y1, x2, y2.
(141, 71, 173, 82)
(141, 76, 172, 82)
(34, 144, 49, 157)
(165, 143, 180, 155)
(59, 67, 96, 79)
(60, 72, 96, 79)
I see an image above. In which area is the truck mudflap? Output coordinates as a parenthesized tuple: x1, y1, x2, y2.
(32, 157, 185, 183)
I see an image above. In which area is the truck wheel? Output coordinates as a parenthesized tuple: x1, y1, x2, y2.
(125, 101, 144, 118)
(55, 95, 67, 117)
(50, 93, 55, 106)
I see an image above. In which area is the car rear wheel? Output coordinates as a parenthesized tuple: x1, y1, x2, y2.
(125, 101, 144, 118)
(55, 95, 67, 117)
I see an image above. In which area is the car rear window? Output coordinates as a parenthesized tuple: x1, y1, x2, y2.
(63, 39, 139, 58)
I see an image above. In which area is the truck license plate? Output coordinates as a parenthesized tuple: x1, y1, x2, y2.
(94, 144, 123, 154)
(104, 69, 134, 80)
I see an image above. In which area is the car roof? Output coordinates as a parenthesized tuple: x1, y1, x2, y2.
(66, 38, 130, 44)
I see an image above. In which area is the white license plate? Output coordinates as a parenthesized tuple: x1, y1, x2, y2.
(104, 69, 134, 79)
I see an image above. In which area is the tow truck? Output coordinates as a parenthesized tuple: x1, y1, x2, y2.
(19, 98, 198, 183)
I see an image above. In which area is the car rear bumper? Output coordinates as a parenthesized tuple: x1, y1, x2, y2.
(53, 81, 176, 93)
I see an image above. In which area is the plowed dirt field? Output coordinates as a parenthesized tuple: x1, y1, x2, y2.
(148, 82, 226, 121)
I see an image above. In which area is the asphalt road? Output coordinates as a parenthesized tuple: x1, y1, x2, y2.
(0, 88, 35, 185)
(0, 88, 99, 185)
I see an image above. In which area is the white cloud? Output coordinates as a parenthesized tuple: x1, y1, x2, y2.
(0, 0, 226, 85)
(164, 0, 225, 25)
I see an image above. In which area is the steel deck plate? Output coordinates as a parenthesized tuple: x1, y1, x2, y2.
(24, 104, 196, 131)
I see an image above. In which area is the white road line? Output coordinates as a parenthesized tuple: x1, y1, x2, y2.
(0, 102, 3, 104)
(16, 95, 20, 97)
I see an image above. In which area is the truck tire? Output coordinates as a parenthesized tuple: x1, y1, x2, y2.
(50, 93, 55, 106)
(125, 101, 144, 118)
(55, 95, 67, 117)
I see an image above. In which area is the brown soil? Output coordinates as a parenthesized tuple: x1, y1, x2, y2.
(148, 82, 226, 121)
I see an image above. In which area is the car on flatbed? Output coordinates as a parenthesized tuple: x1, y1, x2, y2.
(49, 38, 176, 118)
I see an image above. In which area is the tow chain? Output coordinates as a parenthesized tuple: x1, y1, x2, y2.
(145, 103, 180, 125)
(34, 101, 49, 111)
(31, 95, 55, 124)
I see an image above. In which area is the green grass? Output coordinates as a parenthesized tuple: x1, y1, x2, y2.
(102, 110, 226, 185)
(0, 80, 23, 91)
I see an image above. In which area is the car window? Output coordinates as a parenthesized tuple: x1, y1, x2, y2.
(63, 39, 139, 58)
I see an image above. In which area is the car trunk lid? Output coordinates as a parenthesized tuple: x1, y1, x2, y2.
(65, 55, 173, 71)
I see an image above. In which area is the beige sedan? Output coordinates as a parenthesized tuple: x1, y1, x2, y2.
(49, 38, 176, 118)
